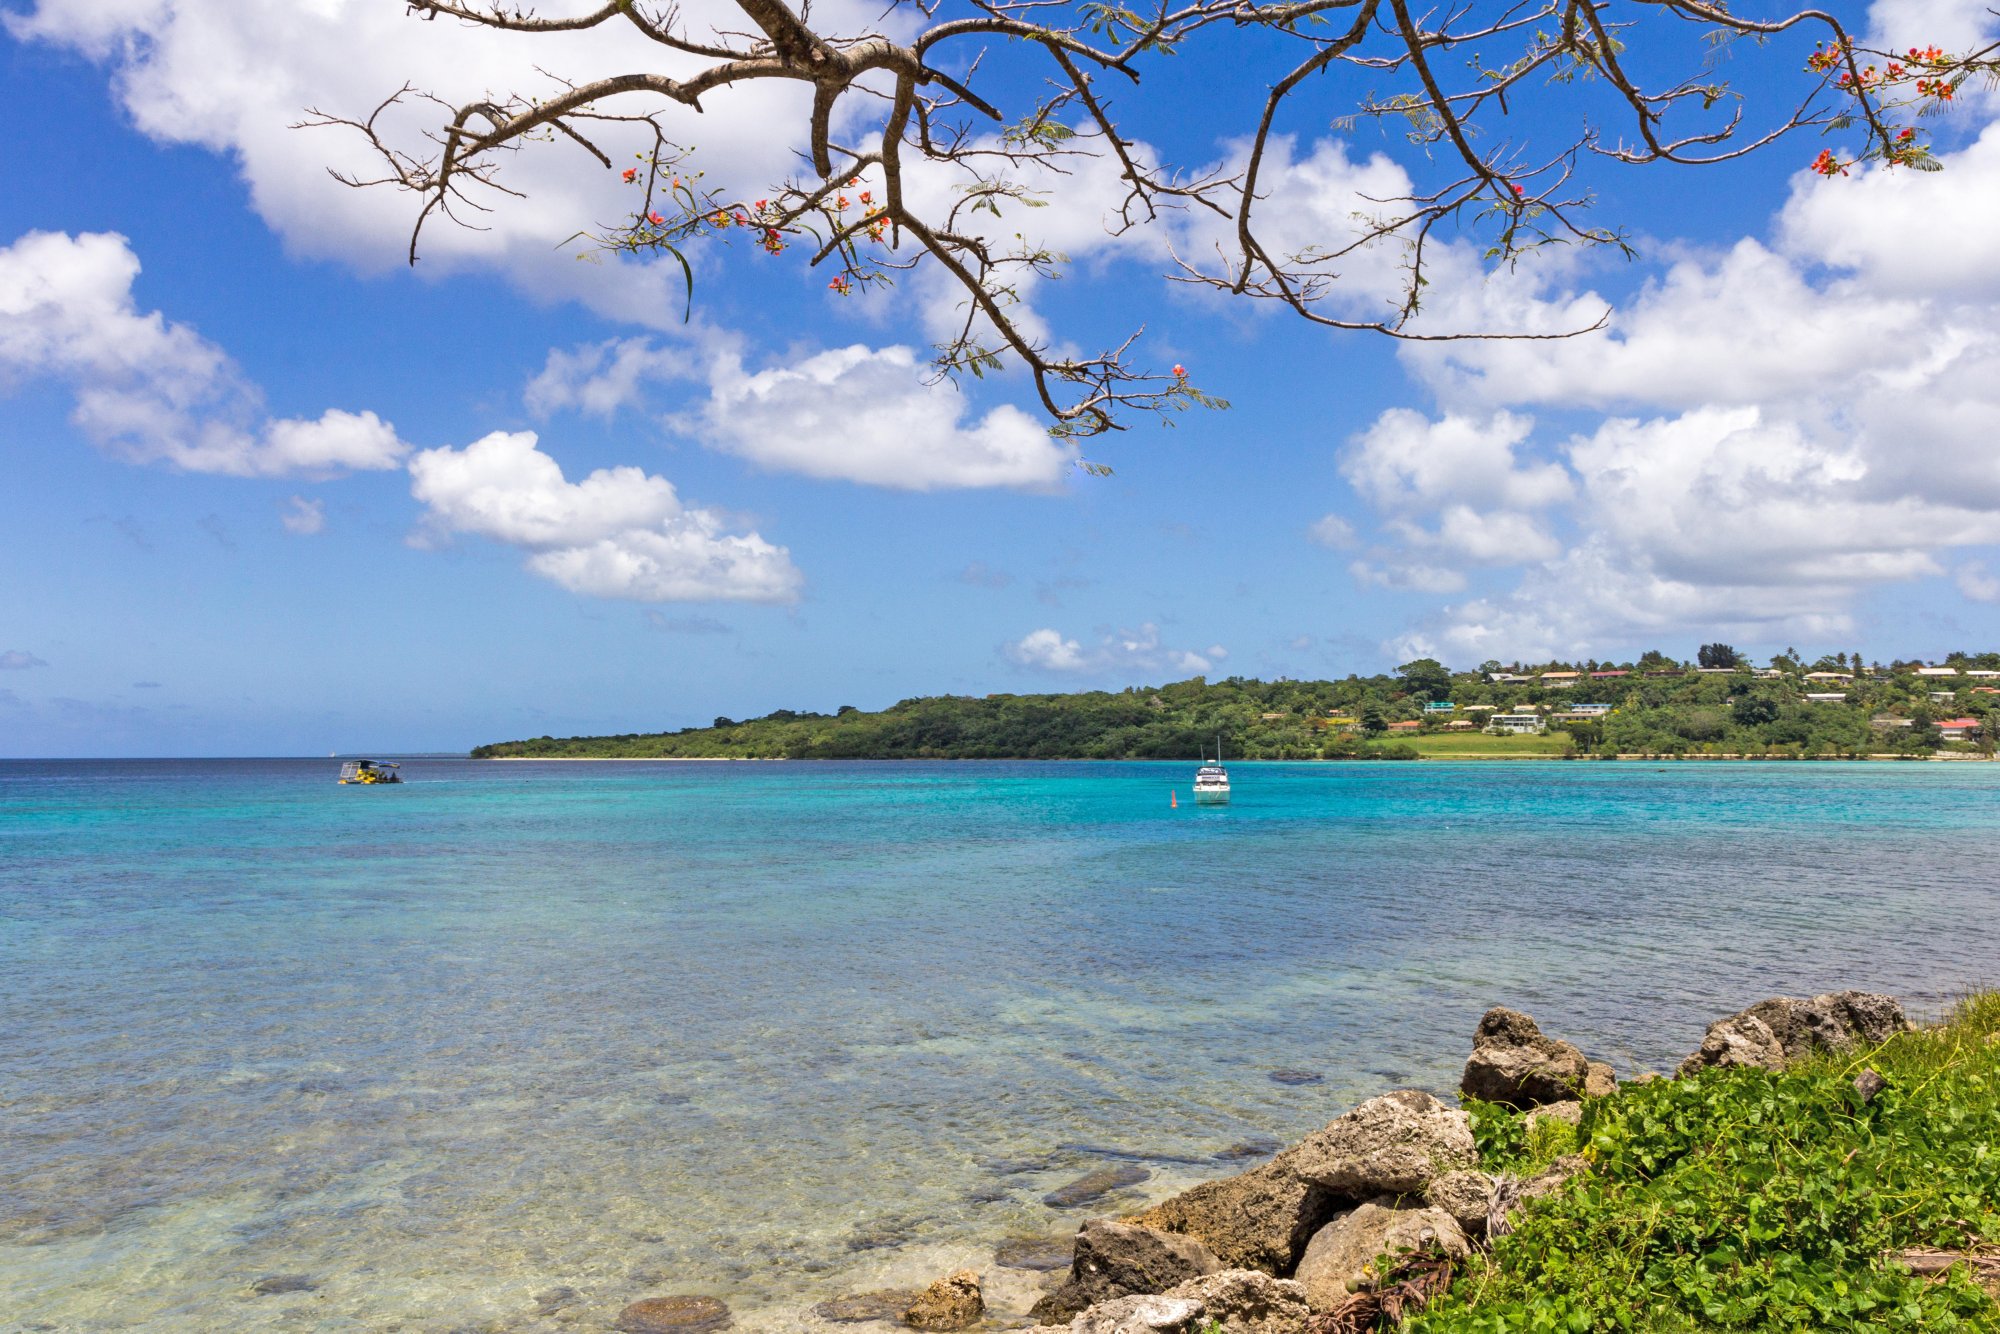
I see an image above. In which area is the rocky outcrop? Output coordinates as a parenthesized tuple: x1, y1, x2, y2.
(1286, 1090, 1477, 1196)
(616, 1296, 733, 1334)
(1424, 1170, 1497, 1241)
(1460, 1008, 1591, 1108)
(995, 1235, 1077, 1271)
(1065, 1293, 1205, 1334)
(1030, 1221, 1223, 1324)
(1679, 992, 1908, 1075)
(1047, 1165, 1151, 1208)
(1292, 1204, 1469, 1312)
(1583, 1061, 1618, 1099)
(1160, 1270, 1310, 1334)
(1525, 1100, 1582, 1132)
(1126, 1158, 1337, 1274)
(903, 1272, 983, 1331)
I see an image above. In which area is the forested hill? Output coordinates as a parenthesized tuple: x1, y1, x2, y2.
(472, 650, 2000, 759)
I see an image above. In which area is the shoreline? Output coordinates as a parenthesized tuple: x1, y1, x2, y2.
(473, 752, 1996, 763)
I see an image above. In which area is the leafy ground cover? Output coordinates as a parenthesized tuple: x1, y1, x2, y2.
(1411, 995, 2000, 1332)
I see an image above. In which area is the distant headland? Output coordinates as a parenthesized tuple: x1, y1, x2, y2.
(471, 646, 2000, 761)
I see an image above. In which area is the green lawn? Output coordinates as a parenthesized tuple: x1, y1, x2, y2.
(1403, 731, 1575, 758)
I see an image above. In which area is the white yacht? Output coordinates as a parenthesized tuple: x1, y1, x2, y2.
(1192, 737, 1231, 804)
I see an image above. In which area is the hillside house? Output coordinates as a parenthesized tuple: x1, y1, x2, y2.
(1489, 712, 1548, 734)
(1938, 718, 1984, 741)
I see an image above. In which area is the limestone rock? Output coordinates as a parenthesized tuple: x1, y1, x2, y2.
(1160, 1270, 1309, 1334)
(1067, 1294, 1204, 1334)
(1525, 1100, 1582, 1131)
(1292, 1205, 1469, 1312)
(904, 1271, 984, 1332)
(617, 1296, 733, 1334)
(249, 1275, 317, 1296)
(1460, 1008, 1590, 1109)
(1286, 1090, 1476, 1196)
(1424, 1170, 1497, 1241)
(1125, 1158, 1338, 1274)
(1527, 1154, 1588, 1197)
(1047, 1166, 1151, 1208)
(1583, 1061, 1618, 1099)
(1679, 992, 1909, 1076)
(1030, 1220, 1222, 1325)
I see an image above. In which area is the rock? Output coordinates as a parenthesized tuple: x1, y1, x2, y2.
(1067, 1294, 1204, 1334)
(1424, 1170, 1497, 1241)
(1525, 1100, 1582, 1131)
(1521, 1154, 1589, 1204)
(1046, 1165, 1151, 1208)
(1854, 1068, 1888, 1104)
(617, 1296, 733, 1334)
(1268, 1071, 1323, 1086)
(995, 1236, 1077, 1271)
(1160, 1269, 1309, 1334)
(904, 1271, 983, 1331)
(815, 1291, 922, 1323)
(1583, 1061, 1617, 1099)
(1292, 1205, 1469, 1312)
(1679, 992, 1909, 1076)
(249, 1275, 317, 1296)
(1630, 1072, 1663, 1085)
(1125, 1158, 1339, 1274)
(1030, 1220, 1223, 1324)
(1286, 1090, 1477, 1196)
(532, 1286, 579, 1313)
(1214, 1139, 1282, 1163)
(1460, 1008, 1590, 1109)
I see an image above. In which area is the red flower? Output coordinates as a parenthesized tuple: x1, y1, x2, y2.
(1171, 363, 1187, 379)
(622, 167, 638, 183)
(1510, 183, 1525, 197)
(647, 211, 666, 226)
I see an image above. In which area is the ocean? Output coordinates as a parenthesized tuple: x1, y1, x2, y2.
(4, 757, 1998, 1331)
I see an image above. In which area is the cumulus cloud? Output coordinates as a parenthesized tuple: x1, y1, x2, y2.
(1005, 623, 1226, 676)
(0, 650, 48, 670)
(408, 430, 800, 603)
(1344, 99, 2000, 657)
(691, 345, 1076, 491)
(1957, 561, 2000, 603)
(2, 0, 877, 325)
(280, 496, 327, 535)
(1308, 515, 1358, 549)
(526, 338, 689, 418)
(0, 231, 408, 475)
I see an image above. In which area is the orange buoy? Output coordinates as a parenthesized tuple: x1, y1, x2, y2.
(1171, 790, 1178, 808)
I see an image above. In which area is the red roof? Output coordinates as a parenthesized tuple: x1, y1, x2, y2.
(1387, 720, 1423, 731)
(1937, 718, 1982, 729)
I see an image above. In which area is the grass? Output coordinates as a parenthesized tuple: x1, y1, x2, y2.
(1408, 994, 2000, 1333)
(1401, 732, 1577, 758)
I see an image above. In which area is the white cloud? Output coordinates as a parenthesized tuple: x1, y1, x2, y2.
(0, 650, 48, 670)
(526, 338, 689, 419)
(408, 430, 800, 603)
(1308, 515, 1358, 549)
(692, 345, 1076, 491)
(1957, 561, 2000, 603)
(1348, 101, 2000, 657)
(280, 496, 326, 535)
(0, 230, 407, 476)
(3, 0, 871, 326)
(1004, 623, 1226, 676)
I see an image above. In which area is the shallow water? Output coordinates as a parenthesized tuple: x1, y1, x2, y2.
(4, 758, 1998, 1331)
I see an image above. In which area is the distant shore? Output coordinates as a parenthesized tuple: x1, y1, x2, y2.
(472, 753, 1993, 763)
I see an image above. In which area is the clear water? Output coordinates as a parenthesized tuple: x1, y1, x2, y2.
(5, 758, 1999, 1332)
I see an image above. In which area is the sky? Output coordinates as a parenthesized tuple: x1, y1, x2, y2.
(2, 0, 1997, 755)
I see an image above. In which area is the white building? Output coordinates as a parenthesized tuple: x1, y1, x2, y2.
(1489, 713, 1547, 734)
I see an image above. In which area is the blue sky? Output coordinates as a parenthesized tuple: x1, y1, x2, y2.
(2, 0, 1997, 755)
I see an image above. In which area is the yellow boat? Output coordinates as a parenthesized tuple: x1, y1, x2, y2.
(337, 759, 402, 785)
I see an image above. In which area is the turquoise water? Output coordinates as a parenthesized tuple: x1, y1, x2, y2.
(4, 758, 1999, 1331)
